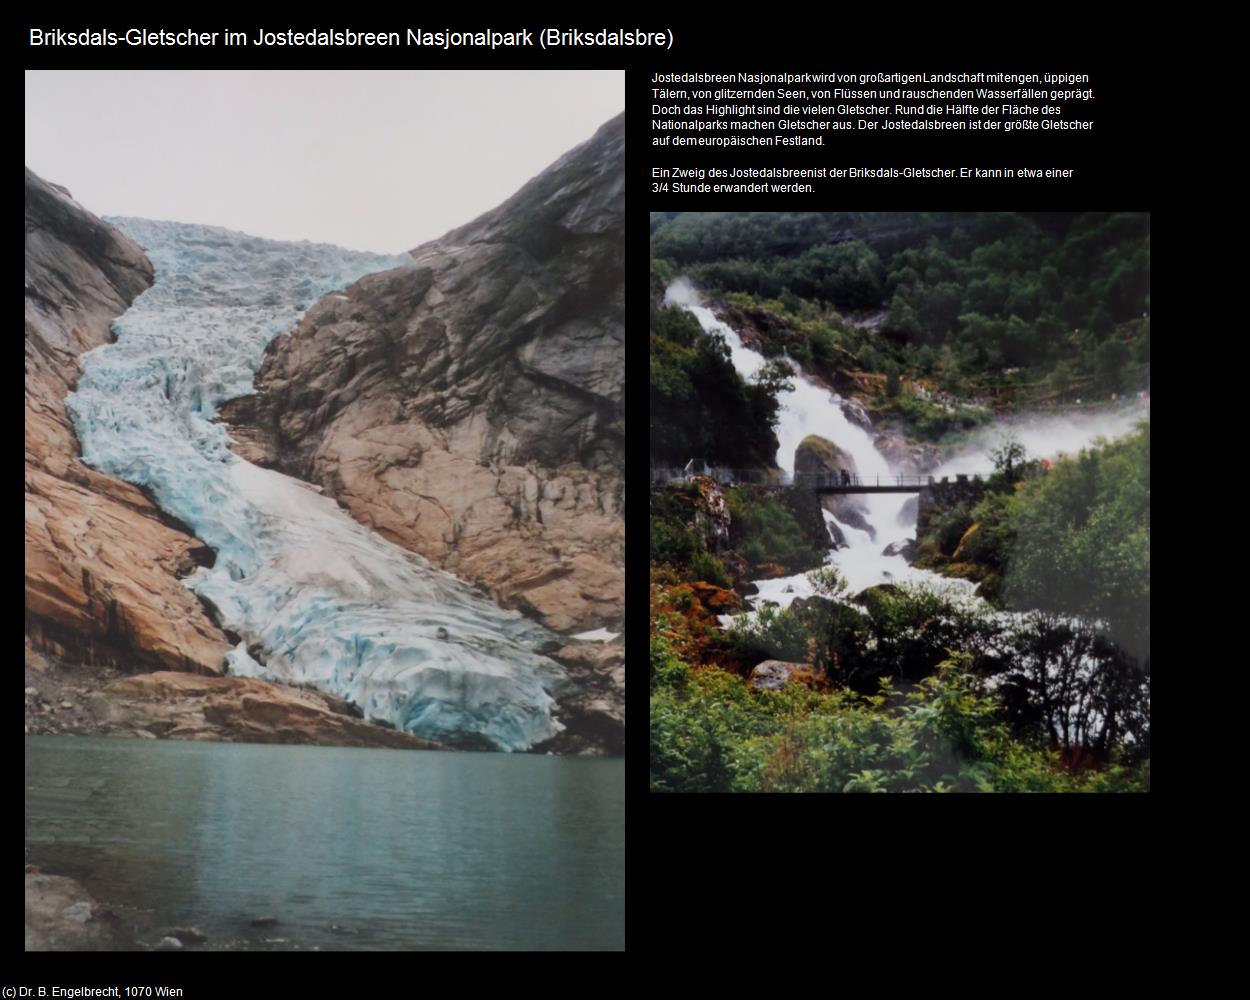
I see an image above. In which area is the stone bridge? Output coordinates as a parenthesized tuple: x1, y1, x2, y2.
(650, 467, 992, 536)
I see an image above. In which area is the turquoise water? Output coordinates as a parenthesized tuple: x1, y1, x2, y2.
(25, 736, 624, 950)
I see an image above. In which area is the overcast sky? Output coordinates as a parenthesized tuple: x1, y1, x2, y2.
(25, 70, 624, 253)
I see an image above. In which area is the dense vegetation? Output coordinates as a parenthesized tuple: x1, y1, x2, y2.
(648, 213, 1149, 792)
(918, 423, 1151, 664)
(650, 426, 1151, 792)
(650, 259, 794, 467)
(723, 487, 825, 570)
(649, 480, 827, 591)
(651, 576, 1149, 792)
(651, 212, 1149, 451)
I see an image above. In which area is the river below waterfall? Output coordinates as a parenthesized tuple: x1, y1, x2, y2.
(662, 277, 1149, 612)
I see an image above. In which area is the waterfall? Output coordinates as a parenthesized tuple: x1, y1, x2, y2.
(664, 278, 961, 599)
(662, 278, 1147, 604)
(662, 278, 1147, 747)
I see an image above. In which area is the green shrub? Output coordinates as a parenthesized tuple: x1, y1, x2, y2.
(1003, 421, 1150, 661)
(964, 491, 1016, 568)
(725, 603, 813, 664)
(933, 504, 974, 556)
(689, 550, 733, 589)
(649, 518, 699, 567)
(650, 635, 691, 694)
(724, 488, 824, 570)
(880, 392, 991, 442)
(649, 651, 1148, 793)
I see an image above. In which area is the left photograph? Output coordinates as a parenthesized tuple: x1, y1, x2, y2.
(25, 70, 624, 950)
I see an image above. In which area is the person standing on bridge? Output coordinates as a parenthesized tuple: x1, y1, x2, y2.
(841, 469, 851, 486)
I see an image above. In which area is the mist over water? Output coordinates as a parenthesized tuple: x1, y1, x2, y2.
(663, 278, 1147, 605)
(935, 403, 1149, 478)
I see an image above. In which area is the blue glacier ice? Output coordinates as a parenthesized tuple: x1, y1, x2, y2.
(66, 219, 568, 751)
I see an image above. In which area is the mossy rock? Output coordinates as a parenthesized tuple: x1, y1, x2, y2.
(913, 538, 945, 568)
(851, 583, 903, 606)
(795, 434, 858, 478)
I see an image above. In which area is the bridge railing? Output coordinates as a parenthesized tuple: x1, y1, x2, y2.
(795, 472, 933, 488)
(796, 472, 990, 488)
(649, 467, 793, 486)
(651, 467, 990, 488)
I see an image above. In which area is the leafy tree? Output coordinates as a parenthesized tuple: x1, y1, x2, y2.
(933, 504, 975, 555)
(726, 602, 822, 665)
(650, 641, 1147, 793)
(1049, 359, 1077, 400)
(994, 613, 1150, 763)
(1095, 338, 1132, 392)
(649, 280, 791, 468)
(650, 211, 1148, 394)
(1003, 422, 1150, 662)
(991, 437, 1028, 484)
(808, 566, 847, 598)
(724, 487, 824, 570)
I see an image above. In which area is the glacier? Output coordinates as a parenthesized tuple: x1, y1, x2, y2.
(66, 218, 568, 751)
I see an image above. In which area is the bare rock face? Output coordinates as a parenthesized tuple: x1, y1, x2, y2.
(25, 168, 231, 674)
(882, 538, 918, 562)
(90, 672, 440, 749)
(536, 641, 625, 755)
(873, 429, 941, 475)
(840, 396, 873, 431)
(691, 475, 730, 552)
(224, 114, 624, 634)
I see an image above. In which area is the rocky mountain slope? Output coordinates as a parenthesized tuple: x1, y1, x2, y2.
(24, 168, 230, 674)
(224, 113, 625, 635)
(25, 172, 453, 751)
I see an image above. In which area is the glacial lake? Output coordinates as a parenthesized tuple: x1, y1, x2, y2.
(25, 735, 624, 951)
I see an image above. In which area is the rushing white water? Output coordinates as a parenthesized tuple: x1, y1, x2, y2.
(665, 279, 1148, 748)
(664, 278, 962, 600)
(662, 278, 1147, 606)
(933, 404, 1149, 478)
(67, 219, 570, 751)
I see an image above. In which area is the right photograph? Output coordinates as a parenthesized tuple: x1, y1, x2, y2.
(649, 212, 1150, 793)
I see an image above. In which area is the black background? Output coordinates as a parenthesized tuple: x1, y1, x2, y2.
(22, 14, 1166, 977)
(631, 22, 1164, 951)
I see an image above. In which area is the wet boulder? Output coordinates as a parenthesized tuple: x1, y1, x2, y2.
(795, 434, 858, 480)
(882, 538, 918, 562)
